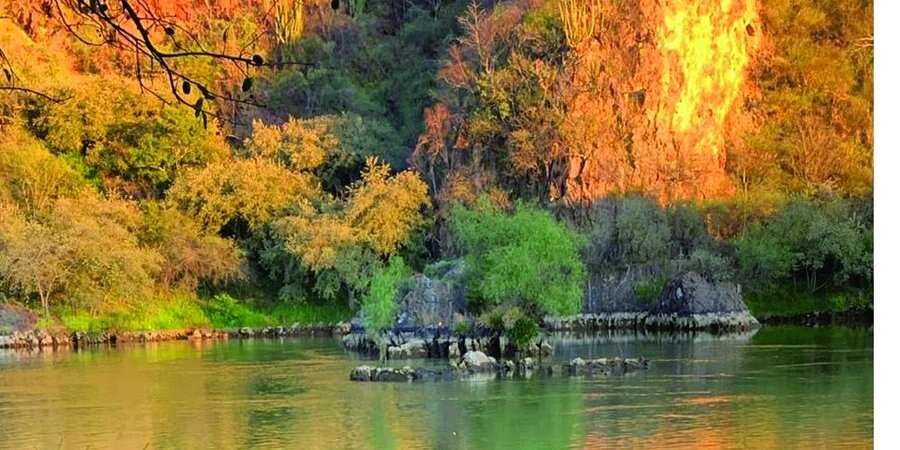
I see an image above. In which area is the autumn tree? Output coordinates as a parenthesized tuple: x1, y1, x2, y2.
(167, 157, 321, 236)
(0, 197, 161, 316)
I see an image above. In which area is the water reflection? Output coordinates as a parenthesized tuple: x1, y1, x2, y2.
(0, 327, 872, 449)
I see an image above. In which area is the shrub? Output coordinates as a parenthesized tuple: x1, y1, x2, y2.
(138, 203, 244, 290)
(666, 202, 710, 258)
(361, 256, 410, 332)
(684, 248, 733, 282)
(584, 196, 672, 270)
(633, 275, 667, 305)
(0, 196, 161, 317)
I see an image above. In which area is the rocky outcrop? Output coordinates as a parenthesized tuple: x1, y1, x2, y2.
(646, 272, 759, 330)
(393, 260, 468, 331)
(549, 271, 759, 332)
(583, 266, 660, 313)
(349, 260, 470, 336)
(0, 304, 37, 333)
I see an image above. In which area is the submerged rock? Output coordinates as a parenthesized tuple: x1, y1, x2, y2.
(350, 355, 650, 383)
(564, 356, 650, 376)
(461, 351, 495, 370)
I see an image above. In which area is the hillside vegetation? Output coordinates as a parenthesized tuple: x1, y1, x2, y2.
(0, 0, 872, 333)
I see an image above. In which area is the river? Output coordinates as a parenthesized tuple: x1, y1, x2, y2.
(0, 326, 872, 449)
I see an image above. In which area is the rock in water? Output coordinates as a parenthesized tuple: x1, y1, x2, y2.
(394, 260, 468, 331)
(350, 366, 375, 381)
(462, 351, 493, 369)
(645, 271, 760, 331)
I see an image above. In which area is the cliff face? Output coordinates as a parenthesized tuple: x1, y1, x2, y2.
(560, 0, 762, 205)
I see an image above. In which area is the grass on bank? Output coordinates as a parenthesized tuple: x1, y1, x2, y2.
(50, 294, 353, 333)
(744, 287, 872, 318)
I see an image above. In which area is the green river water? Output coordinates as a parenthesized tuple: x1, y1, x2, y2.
(0, 326, 872, 449)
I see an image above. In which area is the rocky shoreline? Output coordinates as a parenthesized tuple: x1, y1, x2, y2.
(341, 330, 553, 360)
(543, 310, 760, 333)
(0, 322, 352, 350)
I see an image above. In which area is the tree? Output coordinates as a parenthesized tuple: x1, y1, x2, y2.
(167, 157, 321, 235)
(733, 196, 872, 293)
(451, 201, 585, 344)
(270, 157, 429, 305)
(583, 196, 672, 270)
(245, 114, 405, 192)
(345, 157, 430, 255)
(26, 77, 228, 198)
(0, 127, 85, 213)
(361, 256, 409, 332)
(734, 0, 873, 196)
(0, 208, 72, 317)
(0, 0, 301, 120)
(138, 203, 244, 290)
(0, 196, 162, 316)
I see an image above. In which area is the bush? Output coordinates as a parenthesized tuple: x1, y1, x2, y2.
(361, 256, 410, 332)
(633, 275, 667, 305)
(684, 248, 733, 282)
(451, 201, 585, 334)
(666, 202, 710, 258)
(584, 196, 672, 270)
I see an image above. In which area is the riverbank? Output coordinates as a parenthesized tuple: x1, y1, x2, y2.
(0, 322, 351, 350)
(744, 288, 873, 327)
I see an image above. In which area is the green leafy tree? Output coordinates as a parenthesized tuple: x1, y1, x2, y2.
(451, 201, 585, 344)
(733, 197, 872, 293)
(0, 128, 86, 213)
(26, 77, 228, 198)
(361, 256, 409, 332)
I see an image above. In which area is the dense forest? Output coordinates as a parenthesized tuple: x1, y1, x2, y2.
(0, 0, 872, 336)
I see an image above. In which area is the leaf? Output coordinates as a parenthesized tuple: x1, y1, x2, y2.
(251, 54, 264, 66)
(331, 0, 340, 10)
(241, 77, 253, 92)
(202, 111, 208, 129)
(3, 69, 10, 83)
(165, 27, 175, 36)
(182, 80, 191, 95)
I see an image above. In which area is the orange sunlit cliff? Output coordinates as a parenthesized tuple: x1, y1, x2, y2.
(562, 0, 762, 205)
